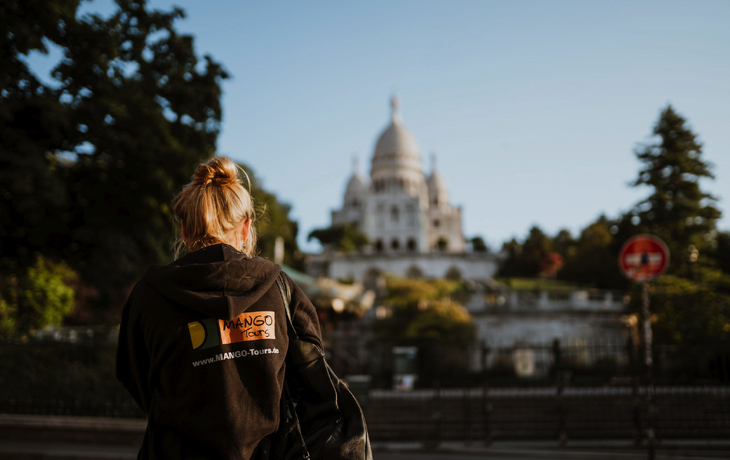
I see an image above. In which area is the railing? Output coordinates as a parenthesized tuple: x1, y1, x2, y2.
(365, 385, 730, 443)
(1, 336, 729, 444)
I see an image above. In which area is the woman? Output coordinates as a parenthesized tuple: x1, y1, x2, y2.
(117, 156, 322, 460)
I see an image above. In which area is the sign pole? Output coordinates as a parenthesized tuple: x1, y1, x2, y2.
(642, 283, 655, 460)
(618, 234, 669, 460)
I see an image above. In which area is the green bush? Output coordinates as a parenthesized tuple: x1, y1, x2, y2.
(0, 257, 76, 338)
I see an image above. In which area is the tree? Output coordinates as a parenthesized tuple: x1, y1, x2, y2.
(498, 226, 553, 277)
(498, 238, 524, 277)
(618, 106, 730, 346)
(1, 0, 229, 320)
(713, 231, 730, 275)
(0, 257, 77, 338)
(57, 0, 228, 314)
(308, 224, 369, 253)
(371, 277, 472, 346)
(552, 229, 577, 259)
(470, 236, 489, 253)
(628, 105, 721, 277)
(0, 0, 79, 272)
(559, 220, 625, 289)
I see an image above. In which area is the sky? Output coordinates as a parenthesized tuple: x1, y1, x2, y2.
(28, 0, 730, 252)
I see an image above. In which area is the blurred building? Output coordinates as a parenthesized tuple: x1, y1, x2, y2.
(464, 286, 630, 346)
(307, 96, 498, 282)
(462, 285, 631, 376)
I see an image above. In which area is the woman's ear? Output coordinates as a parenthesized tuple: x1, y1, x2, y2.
(241, 219, 251, 242)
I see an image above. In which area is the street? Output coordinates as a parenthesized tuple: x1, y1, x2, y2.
(1, 441, 730, 460)
(373, 443, 730, 460)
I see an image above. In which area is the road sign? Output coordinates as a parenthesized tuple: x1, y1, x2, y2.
(619, 234, 670, 283)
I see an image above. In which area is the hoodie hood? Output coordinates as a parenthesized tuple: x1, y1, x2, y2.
(143, 244, 281, 320)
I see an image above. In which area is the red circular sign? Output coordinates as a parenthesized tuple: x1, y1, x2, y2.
(619, 234, 670, 283)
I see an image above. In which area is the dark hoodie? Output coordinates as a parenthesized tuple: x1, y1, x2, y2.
(116, 244, 322, 460)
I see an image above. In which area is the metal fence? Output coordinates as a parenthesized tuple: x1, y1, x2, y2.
(1, 336, 729, 443)
(364, 386, 730, 443)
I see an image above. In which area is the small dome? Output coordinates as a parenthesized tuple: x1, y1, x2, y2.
(427, 169, 448, 195)
(345, 172, 367, 196)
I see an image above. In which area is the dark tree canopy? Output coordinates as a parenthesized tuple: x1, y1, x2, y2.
(54, 0, 228, 310)
(308, 224, 369, 253)
(0, 1, 300, 328)
(558, 220, 624, 289)
(470, 236, 488, 253)
(552, 229, 577, 259)
(498, 226, 554, 278)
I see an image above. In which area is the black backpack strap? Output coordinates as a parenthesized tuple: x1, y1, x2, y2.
(274, 271, 310, 460)
(275, 272, 298, 341)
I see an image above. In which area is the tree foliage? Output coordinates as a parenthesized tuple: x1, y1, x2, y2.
(0, 257, 77, 338)
(1, 1, 301, 324)
(647, 271, 730, 345)
(308, 223, 369, 253)
(499, 226, 558, 277)
(559, 219, 625, 289)
(470, 236, 488, 252)
(626, 105, 721, 277)
(371, 277, 473, 347)
(0, 1, 79, 272)
(615, 106, 730, 345)
(56, 0, 228, 311)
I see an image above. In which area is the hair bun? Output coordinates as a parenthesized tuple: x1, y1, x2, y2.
(193, 157, 239, 188)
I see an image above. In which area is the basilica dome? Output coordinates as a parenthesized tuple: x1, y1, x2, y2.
(370, 97, 423, 178)
(373, 119, 419, 159)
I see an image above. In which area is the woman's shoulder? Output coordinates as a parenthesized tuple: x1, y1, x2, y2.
(124, 277, 164, 309)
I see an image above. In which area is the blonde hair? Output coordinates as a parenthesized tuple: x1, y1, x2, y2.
(172, 156, 257, 258)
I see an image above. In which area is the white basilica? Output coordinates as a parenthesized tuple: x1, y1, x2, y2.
(308, 97, 498, 282)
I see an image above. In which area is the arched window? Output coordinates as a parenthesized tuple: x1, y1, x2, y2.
(391, 238, 400, 251)
(436, 237, 448, 251)
(375, 240, 384, 253)
(391, 205, 399, 222)
(407, 238, 417, 252)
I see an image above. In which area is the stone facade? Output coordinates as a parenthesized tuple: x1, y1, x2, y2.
(463, 288, 630, 344)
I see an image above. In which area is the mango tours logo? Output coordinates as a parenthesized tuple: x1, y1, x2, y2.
(188, 311, 276, 350)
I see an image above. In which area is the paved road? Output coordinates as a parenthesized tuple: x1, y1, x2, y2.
(1, 441, 729, 460)
(375, 447, 730, 460)
(376, 453, 724, 460)
(373, 451, 727, 460)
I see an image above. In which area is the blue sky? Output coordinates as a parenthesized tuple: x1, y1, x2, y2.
(29, 0, 730, 251)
